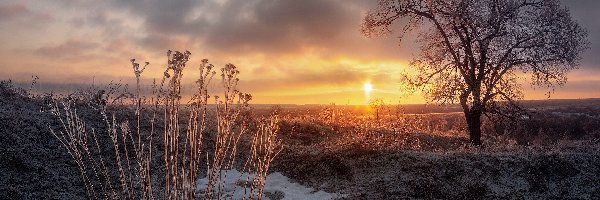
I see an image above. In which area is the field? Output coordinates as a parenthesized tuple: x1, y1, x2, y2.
(1, 81, 600, 199)
(269, 102, 600, 199)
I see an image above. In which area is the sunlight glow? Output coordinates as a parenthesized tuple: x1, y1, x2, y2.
(363, 82, 373, 105)
(364, 82, 372, 94)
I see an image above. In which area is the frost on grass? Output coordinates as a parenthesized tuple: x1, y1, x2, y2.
(196, 169, 343, 200)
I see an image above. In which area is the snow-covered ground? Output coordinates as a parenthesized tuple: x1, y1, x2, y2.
(2, 82, 600, 199)
(196, 169, 343, 200)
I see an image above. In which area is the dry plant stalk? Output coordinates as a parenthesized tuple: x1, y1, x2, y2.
(50, 98, 135, 199)
(181, 58, 215, 199)
(243, 115, 284, 200)
(48, 61, 154, 200)
(202, 63, 253, 199)
(131, 59, 154, 200)
(49, 101, 100, 199)
(49, 50, 280, 200)
(161, 50, 190, 199)
(160, 51, 221, 199)
(95, 84, 152, 200)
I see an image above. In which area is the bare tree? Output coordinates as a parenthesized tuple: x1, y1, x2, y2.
(362, 0, 588, 145)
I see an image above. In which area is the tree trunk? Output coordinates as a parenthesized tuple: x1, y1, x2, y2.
(465, 110, 482, 145)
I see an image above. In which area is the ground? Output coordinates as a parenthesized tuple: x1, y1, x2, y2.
(1, 81, 599, 199)
(265, 102, 600, 199)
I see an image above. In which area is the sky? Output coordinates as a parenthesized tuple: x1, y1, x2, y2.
(0, 0, 599, 105)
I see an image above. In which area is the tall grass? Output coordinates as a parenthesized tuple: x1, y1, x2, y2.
(49, 82, 151, 199)
(160, 50, 190, 199)
(49, 100, 102, 199)
(202, 63, 251, 199)
(242, 115, 283, 199)
(47, 50, 283, 200)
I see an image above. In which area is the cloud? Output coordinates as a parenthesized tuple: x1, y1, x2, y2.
(0, 2, 52, 23)
(1, 0, 600, 104)
(561, 0, 600, 70)
(35, 39, 99, 59)
(113, 0, 203, 33)
(137, 33, 193, 51)
(0, 3, 27, 19)
(106, 0, 407, 59)
(241, 68, 363, 93)
(561, 80, 600, 92)
(200, 0, 355, 54)
(237, 64, 398, 95)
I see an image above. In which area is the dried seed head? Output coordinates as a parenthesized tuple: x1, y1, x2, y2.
(242, 93, 252, 102)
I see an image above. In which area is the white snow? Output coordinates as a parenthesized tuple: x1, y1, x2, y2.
(196, 169, 342, 200)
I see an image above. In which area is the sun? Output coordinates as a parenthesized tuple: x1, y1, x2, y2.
(364, 82, 372, 93)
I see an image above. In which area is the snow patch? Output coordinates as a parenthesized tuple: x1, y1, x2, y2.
(196, 169, 342, 200)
